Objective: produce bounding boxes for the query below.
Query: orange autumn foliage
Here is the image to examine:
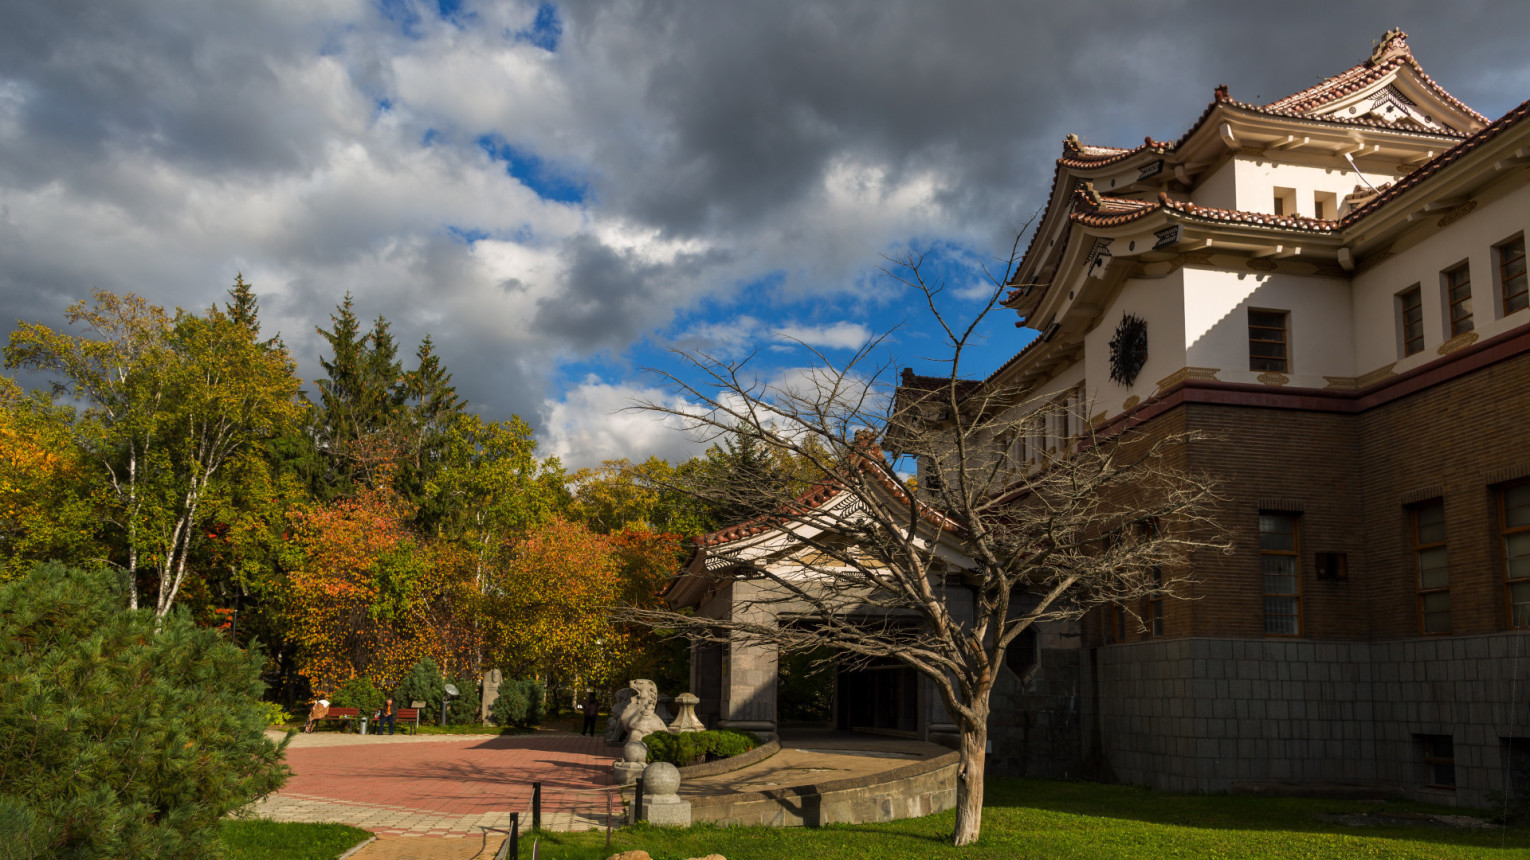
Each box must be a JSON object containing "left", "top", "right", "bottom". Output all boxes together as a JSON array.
[{"left": 283, "top": 481, "right": 477, "bottom": 690}]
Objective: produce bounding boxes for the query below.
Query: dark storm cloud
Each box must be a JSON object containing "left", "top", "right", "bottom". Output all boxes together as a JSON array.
[
  {"left": 534, "top": 233, "right": 735, "bottom": 349},
  {"left": 560, "top": 0, "right": 1529, "bottom": 246}
]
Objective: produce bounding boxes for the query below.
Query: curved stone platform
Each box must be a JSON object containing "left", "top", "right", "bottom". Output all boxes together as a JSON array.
[{"left": 628, "top": 731, "right": 958, "bottom": 828}]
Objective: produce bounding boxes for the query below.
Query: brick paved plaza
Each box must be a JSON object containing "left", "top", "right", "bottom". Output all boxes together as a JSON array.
[{"left": 247, "top": 729, "right": 619, "bottom": 856}]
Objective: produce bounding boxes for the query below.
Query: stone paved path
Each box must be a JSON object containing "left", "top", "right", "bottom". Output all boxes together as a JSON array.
[{"left": 248, "top": 729, "right": 621, "bottom": 846}]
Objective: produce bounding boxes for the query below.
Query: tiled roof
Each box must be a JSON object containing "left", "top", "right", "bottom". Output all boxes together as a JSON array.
[
  {"left": 693, "top": 436, "right": 965, "bottom": 549},
  {"left": 1064, "top": 187, "right": 1339, "bottom": 233},
  {"left": 898, "top": 367, "right": 982, "bottom": 397},
  {"left": 1058, "top": 135, "right": 1176, "bottom": 169},
  {"left": 1263, "top": 30, "right": 1486, "bottom": 125},
  {"left": 1341, "top": 94, "right": 1530, "bottom": 224},
  {"left": 692, "top": 478, "right": 845, "bottom": 547}
]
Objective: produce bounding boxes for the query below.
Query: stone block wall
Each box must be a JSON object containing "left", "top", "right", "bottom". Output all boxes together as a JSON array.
[
  {"left": 988, "top": 645, "right": 1083, "bottom": 779},
  {"left": 1082, "top": 633, "right": 1530, "bottom": 806}
]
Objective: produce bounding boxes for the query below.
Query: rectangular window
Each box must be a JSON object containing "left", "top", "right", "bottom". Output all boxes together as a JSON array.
[
  {"left": 1445, "top": 263, "right": 1473, "bottom": 336},
  {"left": 1273, "top": 187, "right": 1296, "bottom": 217},
  {"left": 1412, "top": 500, "right": 1450, "bottom": 634},
  {"left": 1249, "top": 309, "right": 1289, "bottom": 373},
  {"left": 1419, "top": 734, "right": 1457, "bottom": 789},
  {"left": 1501, "top": 237, "right": 1529, "bottom": 316},
  {"left": 1398, "top": 285, "right": 1424, "bottom": 356},
  {"left": 1314, "top": 191, "right": 1337, "bottom": 220},
  {"left": 1148, "top": 567, "right": 1164, "bottom": 637},
  {"left": 1504, "top": 482, "right": 1530, "bottom": 628},
  {"left": 1110, "top": 604, "right": 1127, "bottom": 643},
  {"left": 1260, "top": 513, "right": 1301, "bottom": 635}
]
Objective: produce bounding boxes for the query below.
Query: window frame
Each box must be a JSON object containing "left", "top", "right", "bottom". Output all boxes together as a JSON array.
[
  {"left": 1260, "top": 512, "right": 1302, "bottom": 636},
  {"left": 1444, "top": 262, "right": 1474, "bottom": 337},
  {"left": 1499, "top": 235, "right": 1529, "bottom": 317},
  {"left": 1411, "top": 499, "right": 1451, "bottom": 635},
  {"left": 1419, "top": 734, "right": 1457, "bottom": 790},
  {"left": 1502, "top": 480, "right": 1530, "bottom": 629},
  {"left": 1248, "top": 309, "right": 1290, "bottom": 373},
  {"left": 1397, "top": 284, "right": 1424, "bottom": 357}
]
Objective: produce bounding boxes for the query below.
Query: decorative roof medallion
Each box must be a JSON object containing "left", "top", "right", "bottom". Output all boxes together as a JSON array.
[{"left": 1108, "top": 313, "right": 1149, "bottom": 386}]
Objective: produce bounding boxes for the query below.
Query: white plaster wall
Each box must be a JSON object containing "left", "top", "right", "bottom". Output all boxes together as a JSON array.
[
  {"left": 1083, "top": 270, "right": 1188, "bottom": 416},
  {"left": 1352, "top": 182, "right": 1530, "bottom": 375},
  {"left": 1190, "top": 160, "right": 1238, "bottom": 210},
  {"left": 1232, "top": 157, "right": 1395, "bottom": 217},
  {"left": 1183, "top": 268, "right": 1355, "bottom": 384}
]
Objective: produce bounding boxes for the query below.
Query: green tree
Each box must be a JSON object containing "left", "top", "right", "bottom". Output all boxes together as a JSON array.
[
  {"left": 0, "top": 562, "right": 288, "bottom": 858},
  {"left": 0, "top": 378, "right": 96, "bottom": 580},
  {"left": 5, "top": 290, "right": 305, "bottom": 615},
  {"left": 431, "top": 415, "right": 567, "bottom": 584}
]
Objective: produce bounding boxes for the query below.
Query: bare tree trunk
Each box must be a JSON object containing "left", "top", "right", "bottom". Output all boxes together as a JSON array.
[{"left": 953, "top": 714, "right": 987, "bottom": 846}]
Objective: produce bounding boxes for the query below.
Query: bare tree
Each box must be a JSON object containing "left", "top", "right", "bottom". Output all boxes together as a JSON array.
[{"left": 626, "top": 246, "right": 1228, "bottom": 846}]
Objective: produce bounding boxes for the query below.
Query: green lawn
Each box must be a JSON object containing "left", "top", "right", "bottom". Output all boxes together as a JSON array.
[
  {"left": 522, "top": 779, "right": 1530, "bottom": 860},
  {"left": 220, "top": 820, "right": 370, "bottom": 860}
]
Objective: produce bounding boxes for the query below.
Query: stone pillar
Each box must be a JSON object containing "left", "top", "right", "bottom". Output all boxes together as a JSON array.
[
  {"left": 480, "top": 668, "right": 503, "bottom": 723},
  {"left": 669, "top": 692, "right": 705, "bottom": 733},
  {"left": 613, "top": 740, "right": 647, "bottom": 785},
  {"left": 637, "top": 762, "right": 691, "bottom": 827},
  {"left": 717, "top": 634, "right": 777, "bottom": 733}
]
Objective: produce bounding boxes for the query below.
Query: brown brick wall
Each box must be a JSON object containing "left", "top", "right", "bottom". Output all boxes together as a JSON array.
[
  {"left": 1357, "top": 351, "right": 1530, "bottom": 639},
  {"left": 1092, "top": 345, "right": 1530, "bottom": 645}
]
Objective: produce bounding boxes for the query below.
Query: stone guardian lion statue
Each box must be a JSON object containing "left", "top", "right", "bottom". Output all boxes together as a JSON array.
[{"left": 619, "top": 679, "right": 671, "bottom": 743}]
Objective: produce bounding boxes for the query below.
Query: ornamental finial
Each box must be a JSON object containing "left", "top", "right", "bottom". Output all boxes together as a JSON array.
[{"left": 1368, "top": 28, "right": 1410, "bottom": 67}]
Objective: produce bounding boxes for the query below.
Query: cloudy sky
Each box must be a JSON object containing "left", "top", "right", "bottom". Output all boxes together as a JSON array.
[{"left": 3, "top": 1, "right": 1529, "bottom": 468}]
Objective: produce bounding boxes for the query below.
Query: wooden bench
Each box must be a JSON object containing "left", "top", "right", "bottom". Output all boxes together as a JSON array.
[
  {"left": 312, "top": 705, "right": 424, "bottom": 734},
  {"left": 312, "top": 706, "right": 361, "bottom": 731},
  {"left": 395, "top": 707, "right": 422, "bottom": 734}
]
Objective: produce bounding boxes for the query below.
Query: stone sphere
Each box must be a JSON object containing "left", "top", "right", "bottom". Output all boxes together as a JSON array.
[
  {"left": 642, "top": 761, "right": 681, "bottom": 796},
  {"left": 622, "top": 740, "right": 648, "bottom": 764}
]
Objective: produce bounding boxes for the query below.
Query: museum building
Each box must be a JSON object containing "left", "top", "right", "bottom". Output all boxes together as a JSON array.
[{"left": 670, "top": 31, "right": 1530, "bottom": 806}]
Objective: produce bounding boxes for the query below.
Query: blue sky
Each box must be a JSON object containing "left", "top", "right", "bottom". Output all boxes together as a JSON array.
[{"left": 2, "top": 1, "right": 1528, "bottom": 467}]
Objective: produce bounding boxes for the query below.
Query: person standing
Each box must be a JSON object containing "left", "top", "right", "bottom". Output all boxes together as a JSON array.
[{"left": 580, "top": 691, "right": 600, "bottom": 737}]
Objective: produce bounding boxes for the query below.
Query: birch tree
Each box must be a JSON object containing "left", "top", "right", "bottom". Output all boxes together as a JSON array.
[{"left": 5, "top": 287, "right": 303, "bottom": 615}]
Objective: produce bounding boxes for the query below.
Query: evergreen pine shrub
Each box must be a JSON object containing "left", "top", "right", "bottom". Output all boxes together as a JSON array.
[
  {"left": 446, "top": 673, "right": 478, "bottom": 724},
  {"left": 333, "top": 676, "right": 384, "bottom": 716},
  {"left": 0, "top": 562, "right": 288, "bottom": 858},
  {"left": 395, "top": 657, "right": 445, "bottom": 721},
  {"left": 491, "top": 682, "right": 528, "bottom": 726},
  {"left": 521, "top": 678, "right": 545, "bottom": 725}
]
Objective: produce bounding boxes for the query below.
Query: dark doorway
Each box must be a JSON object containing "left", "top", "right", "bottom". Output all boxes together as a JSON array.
[{"left": 836, "top": 657, "right": 919, "bottom": 735}]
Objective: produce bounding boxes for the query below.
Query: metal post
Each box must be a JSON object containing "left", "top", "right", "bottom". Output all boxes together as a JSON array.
[
  {"left": 633, "top": 777, "right": 644, "bottom": 824},
  {"left": 509, "top": 812, "right": 519, "bottom": 859},
  {"left": 605, "top": 791, "right": 612, "bottom": 849},
  {"left": 440, "top": 700, "right": 448, "bottom": 727},
  {"left": 532, "top": 782, "right": 541, "bottom": 831}
]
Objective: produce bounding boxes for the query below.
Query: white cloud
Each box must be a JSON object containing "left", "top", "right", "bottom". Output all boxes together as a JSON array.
[
  {"left": 538, "top": 377, "right": 710, "bottom": 470},
  {"left": 772, "top": 321, "right": 871, "bottom": 350}
]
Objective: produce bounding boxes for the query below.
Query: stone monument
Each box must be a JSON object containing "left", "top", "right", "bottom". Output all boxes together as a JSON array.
[
  {"left": 613, "top": 739, "right": 647, "bottom": 785},
  {"left": 604, "top": 687, "right": 635, "bottom": 745},
  {"left": 619, "top": 679, "right": 670, "bottom": 743},
  {"left": 667, "top": 692, "right": 705, "bottom": 733},
  {"left": 637, "top": 761, "right": 691, "bottom": 827}
]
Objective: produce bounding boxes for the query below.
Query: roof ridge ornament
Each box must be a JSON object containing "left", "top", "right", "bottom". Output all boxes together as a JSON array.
[
  {"left": 1214, "top": 84, "right": 1230, "bottom": 102},
  {"left": 1064, "top": 133, "right": 1085, "bottom": 153},
  {"left": 1367, "top": 27, "right": 1410, "bottom": 68}
]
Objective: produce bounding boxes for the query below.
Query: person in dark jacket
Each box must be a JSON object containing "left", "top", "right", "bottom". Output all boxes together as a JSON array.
[
  {"left": 374, "top": 697, "right": 396, "bottom": 735},
  {"left": 580, "top": 691, "right": 600, "bottom": 736}
]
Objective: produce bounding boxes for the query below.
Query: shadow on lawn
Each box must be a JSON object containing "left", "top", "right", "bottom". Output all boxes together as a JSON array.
[{"left": 979, "top": 778, "right": 1529, "bottom": 850}]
